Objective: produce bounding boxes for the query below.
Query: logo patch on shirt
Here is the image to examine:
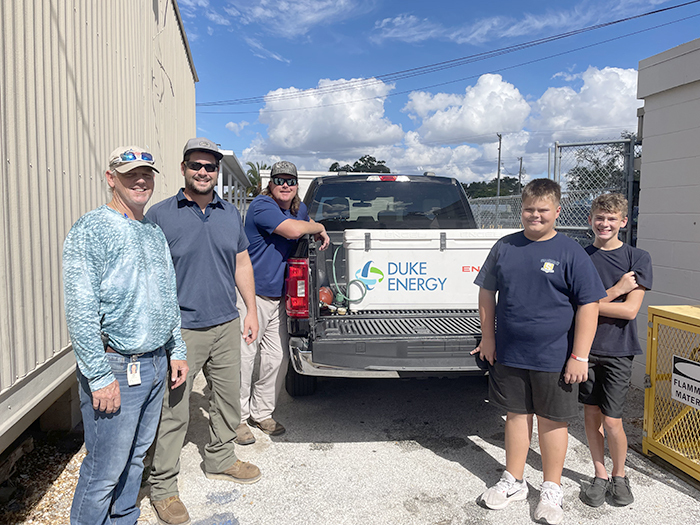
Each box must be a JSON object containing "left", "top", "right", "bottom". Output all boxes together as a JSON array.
[{"left": 540, "top": 259, "right": 560, "bottom": 274}]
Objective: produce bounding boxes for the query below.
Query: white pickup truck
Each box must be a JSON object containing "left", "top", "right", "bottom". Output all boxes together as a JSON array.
[{"left": 284, "top": 173, "right": 517, "bottom": 395}]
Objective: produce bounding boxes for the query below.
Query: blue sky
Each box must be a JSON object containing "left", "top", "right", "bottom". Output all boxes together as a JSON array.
[{"left": 179, "top": 0, "right": 700, "bottom": 182}]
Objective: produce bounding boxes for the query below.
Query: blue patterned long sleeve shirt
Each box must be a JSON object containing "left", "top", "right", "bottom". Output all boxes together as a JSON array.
[{"left": 63, "top": 205, "right": 186, "bottom": 392}]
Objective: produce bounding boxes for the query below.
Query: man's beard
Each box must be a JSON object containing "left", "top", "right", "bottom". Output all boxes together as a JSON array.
[{"left": 186, "top": 177, "right": 215, "bottom": 195}]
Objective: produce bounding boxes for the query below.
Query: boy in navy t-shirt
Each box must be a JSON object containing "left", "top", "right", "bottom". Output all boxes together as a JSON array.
[
  {"left": 580, "top": 193, "right": 652, "bottom": 508},
  {"left": 473, "top": 179, "right": 606, "bottom": 525}
]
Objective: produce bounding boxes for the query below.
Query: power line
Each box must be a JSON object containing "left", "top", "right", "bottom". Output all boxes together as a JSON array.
[
  {"left": 197, "top": 1, "right": 700, "bottom": 109},
  {"left": 197, "top": 11, "right": 700, "bottom": 116}
]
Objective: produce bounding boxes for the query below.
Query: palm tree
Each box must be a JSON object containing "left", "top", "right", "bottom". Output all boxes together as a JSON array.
[{"left": 245, "top": 161, "right": 269, "bottom": 197}]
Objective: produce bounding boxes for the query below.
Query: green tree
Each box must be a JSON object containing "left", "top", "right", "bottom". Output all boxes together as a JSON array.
[
  {"left": 245, "top": 161, "right": 269, "bottom": 197},
  {"left": 329, "top": 155, "right": 390, "bottom": 173},
  {"left": 463, "top": 176, "right": 520, "bottom": 198}
]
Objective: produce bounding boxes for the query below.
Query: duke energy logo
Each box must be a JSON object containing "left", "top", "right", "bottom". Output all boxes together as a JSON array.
[{"left": 355, "top": 261, "right": 385, "bottom": 290}]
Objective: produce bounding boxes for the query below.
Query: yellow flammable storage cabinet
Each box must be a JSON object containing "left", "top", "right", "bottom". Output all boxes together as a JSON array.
[{"left": 644, "top": 305, "right": 700, "bottom": 481}]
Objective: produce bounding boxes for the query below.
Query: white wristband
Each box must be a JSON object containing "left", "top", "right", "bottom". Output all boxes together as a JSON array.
[{"left": 570, "top": 354, "right": 589, "bottom": 363}]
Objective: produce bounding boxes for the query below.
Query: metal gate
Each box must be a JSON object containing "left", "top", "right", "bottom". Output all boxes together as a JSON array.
[
  {"left": 553, "top": 138, "right": 640, "bottom": 246},
  {"left": 643, "top": 305, "right": 700, "bottom": 482}
]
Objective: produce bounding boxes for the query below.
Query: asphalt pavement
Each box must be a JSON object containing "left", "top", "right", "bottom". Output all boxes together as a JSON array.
[{"left": 136, "top": 372, "right": 700, "bottom": 525}]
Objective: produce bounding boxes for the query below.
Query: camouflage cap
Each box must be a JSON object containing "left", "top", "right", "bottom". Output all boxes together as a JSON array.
[{"left": 270, "top": 160, "right": 298, "bottom": 178}]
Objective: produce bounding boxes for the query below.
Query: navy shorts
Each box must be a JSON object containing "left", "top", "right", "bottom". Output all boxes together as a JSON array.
[
  {"left": 578, "top": 355, "right": 634, "bottom": 419},
  {"left": 489, "top": 361, "right": 579, "bottom": 423}
]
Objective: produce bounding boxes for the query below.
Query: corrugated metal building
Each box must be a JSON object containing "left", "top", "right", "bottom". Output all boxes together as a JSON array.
[
  {"left": 0, "top": 0, "right": 198, "bottom": 454},
  {"left": 634, "top": 37, "right": 700, "bottom": 387}
]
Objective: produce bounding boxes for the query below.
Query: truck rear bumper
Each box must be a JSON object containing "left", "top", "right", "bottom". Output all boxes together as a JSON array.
[{"left": 289, "top": 336, "right": 485, "bottom": 378}]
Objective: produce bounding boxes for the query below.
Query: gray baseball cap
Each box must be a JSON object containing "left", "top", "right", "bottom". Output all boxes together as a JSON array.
[
  {"left": 270, "top": 160, "right": 298, "bottom": 178},
  {"left": 183, "top": 137, "right": 223, "bottom": 161}
]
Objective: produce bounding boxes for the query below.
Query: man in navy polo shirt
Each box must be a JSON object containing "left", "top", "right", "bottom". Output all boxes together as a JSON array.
[
  {"left": 145, "top": 138, "right": 261, "bottom": 525},
  {"left": 235, "top": 160, "right": 329, "bottom": 445}
]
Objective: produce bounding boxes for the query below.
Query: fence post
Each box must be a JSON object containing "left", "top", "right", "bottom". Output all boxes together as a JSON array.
[{"left": 626, "top": 139, "right": 635, "bottom": 244}]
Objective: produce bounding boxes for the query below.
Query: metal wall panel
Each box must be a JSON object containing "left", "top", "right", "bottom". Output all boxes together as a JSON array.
[{"left": 0, "top": 0, "right": 197, "bottom": 452}]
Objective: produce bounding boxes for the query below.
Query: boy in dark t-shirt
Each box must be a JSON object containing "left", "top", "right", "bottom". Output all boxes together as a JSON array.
[
  {"left": 580, "top": 193, "right": 652, "bottom": 508},
  {"left": 472, "top": 179, "right": 606, "bottom": 525}
]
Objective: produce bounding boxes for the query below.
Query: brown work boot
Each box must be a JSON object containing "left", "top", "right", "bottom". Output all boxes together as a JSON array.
[
  {"left": 249, "top": 417, "right": 286, "bottom": 436},
  {"left": 234, "top": 422, "right": 255, "bottom": 445},
  {"left": 151, "top": 495, "right": 191, "bottom": 525},
  {"left": 205, "top": 459, "right": 262, "bottom": 484}
]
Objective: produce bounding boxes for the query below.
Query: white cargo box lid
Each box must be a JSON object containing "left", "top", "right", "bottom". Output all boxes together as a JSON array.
[{"left": 343, "top": 229, "right": 519, "bottom": 311}]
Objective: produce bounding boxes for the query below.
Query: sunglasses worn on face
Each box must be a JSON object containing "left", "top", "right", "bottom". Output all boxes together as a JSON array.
[
  {"left": 186, "top": 161, "right": 218, "bottom": 173},
  {"left": 272, "top": 176, "right": 298, "bottom": 186}
]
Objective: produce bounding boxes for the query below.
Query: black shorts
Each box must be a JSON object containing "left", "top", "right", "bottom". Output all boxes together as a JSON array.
[
  {"left": 578, "top": 355, "right": 634, "bottom": 419},
  {"left": 488, "top": 361, "right": 579, "bottom": 423}
]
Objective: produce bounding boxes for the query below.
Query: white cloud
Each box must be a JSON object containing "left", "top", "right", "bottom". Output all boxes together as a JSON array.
[
  {"left": 205, "top": 10, "right": 231, "bottom": 25},
  {"left": 371, "top": 14, "right": 444, "bottom": 44},
  {"left": 226, "top": 121, "right": 250, "bottom": 135},
  {"left": 529, "top": 66, "right": 641, "bottom": 144},
  {"left": 404, "top": 74, "right": 531, "bottom": 144},
  {"left": 255, "top": 78, "right": 404, "bottom": 154},
  {"left": 241, "top": 66, "right": 642, "bottom": 184},
  {"left": 371, "top": 1, "right": 671, "bottom": 45},
  {"left": 226, "top": 0, "right": 373, "bottom": 38},
  {"left": 244, "top": 37, "right": 290, "bottom": 63}
]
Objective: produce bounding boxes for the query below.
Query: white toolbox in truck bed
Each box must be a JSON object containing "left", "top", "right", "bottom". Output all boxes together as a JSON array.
[{"left": 343, "top": 229, "right": 519, "bottom": 311}]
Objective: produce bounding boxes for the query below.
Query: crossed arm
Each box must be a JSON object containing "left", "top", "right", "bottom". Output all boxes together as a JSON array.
[{"left": 599, "top": 271, "right": 647, "bottom": 320}]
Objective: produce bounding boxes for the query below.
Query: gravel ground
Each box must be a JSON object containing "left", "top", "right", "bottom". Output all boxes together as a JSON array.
[{"left": 1, "top": 374, "right": 698, "bottom": 525}]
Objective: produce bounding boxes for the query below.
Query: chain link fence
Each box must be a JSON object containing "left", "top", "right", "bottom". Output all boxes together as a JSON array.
[{"left": 469, "top": 138, "right": 641, "bottom": 247}]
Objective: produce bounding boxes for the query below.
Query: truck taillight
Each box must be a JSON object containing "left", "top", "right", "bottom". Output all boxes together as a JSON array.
[{"left": 286, "top": 258, "right": 309, "bottom": 318}]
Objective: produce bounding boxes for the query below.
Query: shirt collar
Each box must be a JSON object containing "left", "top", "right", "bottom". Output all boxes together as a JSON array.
[{"left": 176, "top": 188, "right": 225, "bottom": 209}]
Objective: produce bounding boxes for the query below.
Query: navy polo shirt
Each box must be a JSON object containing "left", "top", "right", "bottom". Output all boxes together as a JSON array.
[
  {"left": 475, "top": 231, "right": 607, "bottom": 372},
  {"left": 245, "top": 195, "right": 310, "bottom": 297},
  {"left": 146, "top": 189, "right": 249, "bottom": 329}
]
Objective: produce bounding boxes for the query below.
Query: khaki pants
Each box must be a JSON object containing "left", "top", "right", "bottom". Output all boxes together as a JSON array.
[
  {"left": 148, "top": 319, "right": 241, "bottom": 500},
  {"left": 239, "top": 295, "right": 289, "bottom": 422}
]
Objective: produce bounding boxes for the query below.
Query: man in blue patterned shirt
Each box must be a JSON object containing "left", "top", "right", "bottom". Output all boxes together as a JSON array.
[{"left": 63, "top": 146, "right": 188, "bottom": 525}]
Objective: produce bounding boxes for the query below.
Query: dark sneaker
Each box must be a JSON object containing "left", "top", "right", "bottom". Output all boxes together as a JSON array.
[
  {"left": 151, "top": 495, "right": 191, "bottom": 525},
  {"left": 610, "top": 475, "right": 634, "bottom": 506},
  {"left": 582, "top": 477, "right": 609, "bottom": 507},
  {"left": 205, "top": 459, "right": 262, "bottom": 484},
  {"left": 249, "top": 417, "right": 286, "bottom": 436},
  {"left": 234, "top": 423, "right": 256, "bottom": 445},
  {"left": 480, "top": 471, "right": 528, "bottom": 510},
  {"left": 534, "top": 481, "right": 564, "bottom": 524}
]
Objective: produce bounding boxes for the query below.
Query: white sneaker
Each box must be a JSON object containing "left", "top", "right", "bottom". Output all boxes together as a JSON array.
[
  {"left": 534, "top": 481, "right": 564, "bottom": 524},
  {"left": 480, "top": 471, "right": 528, "bottom": 510}
]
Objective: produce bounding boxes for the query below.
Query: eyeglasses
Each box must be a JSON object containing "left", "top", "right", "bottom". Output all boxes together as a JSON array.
[
  {"left": 112, "top": 151, "right": 154, "bottom": 165},
  {"left": 272, "top": 176, "right": 298, "bottom": 187},
  {"left": 186, "top": 161, "right": 218, "bottom": 173}
]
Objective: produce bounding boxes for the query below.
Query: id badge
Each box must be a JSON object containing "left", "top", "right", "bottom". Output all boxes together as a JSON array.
[{"left": 127, "top": 360, "right": 142, "bottom": 386}]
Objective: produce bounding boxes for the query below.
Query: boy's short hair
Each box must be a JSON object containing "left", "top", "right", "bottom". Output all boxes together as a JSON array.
[
  {"left": 590, "top": 193, "right": 628, "bottom": 217},
  {"left": 521, "top": 178, "right": 561, "bottom": 205}
]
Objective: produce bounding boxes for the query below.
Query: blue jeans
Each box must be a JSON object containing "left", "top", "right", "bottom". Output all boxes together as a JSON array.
[{"left": 71, "top": 347, "right": 167, "bottom": 525}]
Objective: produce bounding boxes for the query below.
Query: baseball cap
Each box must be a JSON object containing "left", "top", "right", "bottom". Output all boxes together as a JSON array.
[
  {"left": 183, "top": 137, "right": 223, "bottom": 161},
  {"left": 108, "top": 146, "right": 159, "bottom": 174},
  {"left": 270, "top": 160, "right": 298, "bottom": 178}
]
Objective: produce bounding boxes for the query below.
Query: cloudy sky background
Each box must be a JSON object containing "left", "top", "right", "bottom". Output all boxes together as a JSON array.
[{"left": 181, "top": 0, "right": 700, "bottom": 182}]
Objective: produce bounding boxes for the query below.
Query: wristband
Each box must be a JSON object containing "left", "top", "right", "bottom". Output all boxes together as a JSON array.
[{"left": 570, "top": 354, "right": 589, "bottom": 363}]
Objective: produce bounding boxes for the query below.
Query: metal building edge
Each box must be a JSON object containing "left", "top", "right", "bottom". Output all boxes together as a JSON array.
[{"left": 0, "top": 0, "right": 198, "bottom": 455}]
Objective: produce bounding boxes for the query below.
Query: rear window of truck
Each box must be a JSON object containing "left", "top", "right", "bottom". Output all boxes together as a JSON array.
[{"left": 307, "top": 178, "right": 476, "bottom": 230}]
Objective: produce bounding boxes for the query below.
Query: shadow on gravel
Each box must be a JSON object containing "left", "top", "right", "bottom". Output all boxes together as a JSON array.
[
  {"left": 266, "top": 375, "right": 652, "bottom": 492},
  {"left": 0, "top": 427, "right": 84, "bottom": 524}
]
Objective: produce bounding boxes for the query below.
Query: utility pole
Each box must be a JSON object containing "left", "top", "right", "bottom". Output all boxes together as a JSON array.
[
  {"left": 496, "top": 133, "right": 502, "bottom": 225},
  {"left": 518, "top": 157, "right": 523, "bottom": 194}
]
